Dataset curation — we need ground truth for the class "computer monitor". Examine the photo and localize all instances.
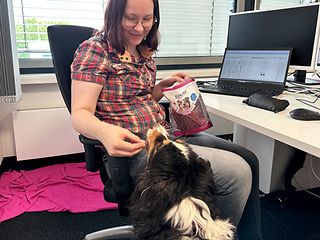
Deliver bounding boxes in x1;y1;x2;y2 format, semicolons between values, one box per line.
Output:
227;3;320;84
315;47;320;71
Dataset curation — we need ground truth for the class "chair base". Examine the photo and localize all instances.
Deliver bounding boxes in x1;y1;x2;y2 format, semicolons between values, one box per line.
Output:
83;225;135;240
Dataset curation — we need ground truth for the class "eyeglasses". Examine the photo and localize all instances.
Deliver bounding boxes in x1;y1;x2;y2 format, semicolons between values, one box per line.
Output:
122;15;157;28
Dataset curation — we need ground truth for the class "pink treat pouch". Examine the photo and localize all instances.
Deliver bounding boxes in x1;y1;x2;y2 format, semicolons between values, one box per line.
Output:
162;79;213;136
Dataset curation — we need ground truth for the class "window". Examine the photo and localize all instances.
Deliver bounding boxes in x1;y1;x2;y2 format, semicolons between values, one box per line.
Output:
12;0;235;70
158;0;234;57
13;0;107;60
257;0;316;10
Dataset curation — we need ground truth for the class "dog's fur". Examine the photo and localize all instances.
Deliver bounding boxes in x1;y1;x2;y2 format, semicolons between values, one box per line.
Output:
129;125;234;240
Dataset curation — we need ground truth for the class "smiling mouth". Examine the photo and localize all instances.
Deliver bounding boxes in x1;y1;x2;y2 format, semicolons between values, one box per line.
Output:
130;33;143;38
129;30;144;35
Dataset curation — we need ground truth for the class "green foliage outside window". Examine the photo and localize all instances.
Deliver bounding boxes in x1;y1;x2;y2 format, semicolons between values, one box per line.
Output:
16;17;70;58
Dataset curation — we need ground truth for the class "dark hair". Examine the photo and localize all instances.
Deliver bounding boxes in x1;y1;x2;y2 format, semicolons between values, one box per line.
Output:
102;0;160;54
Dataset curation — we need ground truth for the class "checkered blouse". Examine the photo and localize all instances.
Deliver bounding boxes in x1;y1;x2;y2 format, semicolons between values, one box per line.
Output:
71;34;167;135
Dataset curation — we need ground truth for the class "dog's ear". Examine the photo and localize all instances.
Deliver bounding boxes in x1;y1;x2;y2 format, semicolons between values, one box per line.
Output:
186;155;218;215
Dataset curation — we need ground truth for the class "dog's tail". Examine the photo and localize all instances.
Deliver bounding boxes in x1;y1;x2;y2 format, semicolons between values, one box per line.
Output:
165;197;235;240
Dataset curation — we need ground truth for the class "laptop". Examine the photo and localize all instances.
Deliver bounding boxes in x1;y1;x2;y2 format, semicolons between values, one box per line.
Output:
198;49;292;97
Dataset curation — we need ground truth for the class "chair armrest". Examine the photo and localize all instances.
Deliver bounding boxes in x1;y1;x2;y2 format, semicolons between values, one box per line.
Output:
79;134;103;172
79;134;101;145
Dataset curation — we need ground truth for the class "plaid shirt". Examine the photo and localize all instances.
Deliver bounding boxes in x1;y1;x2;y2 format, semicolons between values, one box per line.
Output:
71;34;166;135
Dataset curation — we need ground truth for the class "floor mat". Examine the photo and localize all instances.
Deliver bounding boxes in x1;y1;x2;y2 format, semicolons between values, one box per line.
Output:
0;162;117;222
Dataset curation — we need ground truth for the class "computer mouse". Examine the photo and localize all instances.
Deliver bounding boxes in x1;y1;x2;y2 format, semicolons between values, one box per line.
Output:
289;108;320;121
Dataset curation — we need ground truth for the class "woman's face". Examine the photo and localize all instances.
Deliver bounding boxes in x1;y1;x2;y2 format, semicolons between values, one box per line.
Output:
122;0;154;50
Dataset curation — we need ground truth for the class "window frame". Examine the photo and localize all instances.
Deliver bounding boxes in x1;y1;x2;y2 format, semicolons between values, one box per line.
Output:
17;0;252;73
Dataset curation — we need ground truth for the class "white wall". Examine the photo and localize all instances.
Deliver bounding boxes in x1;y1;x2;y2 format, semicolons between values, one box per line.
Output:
0;102;17;164
0;74;69;162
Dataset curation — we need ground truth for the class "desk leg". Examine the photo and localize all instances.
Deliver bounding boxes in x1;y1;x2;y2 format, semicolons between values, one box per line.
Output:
233;124;298;194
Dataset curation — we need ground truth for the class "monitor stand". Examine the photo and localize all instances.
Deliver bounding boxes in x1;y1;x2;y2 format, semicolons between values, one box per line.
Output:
293;70;320;85
293;70;306;83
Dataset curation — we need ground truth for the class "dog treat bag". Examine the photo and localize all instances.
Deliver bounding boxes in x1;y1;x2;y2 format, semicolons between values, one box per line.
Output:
162;79;213;136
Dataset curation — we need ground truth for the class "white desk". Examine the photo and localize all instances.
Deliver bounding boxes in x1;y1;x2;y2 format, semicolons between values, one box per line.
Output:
202;90;320;193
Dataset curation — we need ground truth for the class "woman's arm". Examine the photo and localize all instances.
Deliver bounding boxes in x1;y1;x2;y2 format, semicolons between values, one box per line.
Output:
71;80;145;157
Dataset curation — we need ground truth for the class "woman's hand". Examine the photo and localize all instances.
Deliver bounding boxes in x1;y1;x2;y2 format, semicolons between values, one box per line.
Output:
160;72;190;88
152;72;190;101
71;80;145;158
98;124;146;157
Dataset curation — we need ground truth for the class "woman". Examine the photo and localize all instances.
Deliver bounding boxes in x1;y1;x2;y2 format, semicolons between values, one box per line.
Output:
70;0;263;239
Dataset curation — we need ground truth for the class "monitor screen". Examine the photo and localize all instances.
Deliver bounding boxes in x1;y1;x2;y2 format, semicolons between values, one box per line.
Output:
220;49;291;84
227;3;320;72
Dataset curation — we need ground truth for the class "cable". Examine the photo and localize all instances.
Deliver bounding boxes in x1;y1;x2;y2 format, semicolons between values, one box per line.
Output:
297;95;320;104
292;176;320;199
310;155;320;182
286;81;320;92
285;84;320;96
292;155;320;199
285;81;320;109
296;95;320;111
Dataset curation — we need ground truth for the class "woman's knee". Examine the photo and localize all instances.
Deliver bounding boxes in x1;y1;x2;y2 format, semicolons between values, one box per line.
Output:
191;145;252;197
187;133;259;179
229;157;252;197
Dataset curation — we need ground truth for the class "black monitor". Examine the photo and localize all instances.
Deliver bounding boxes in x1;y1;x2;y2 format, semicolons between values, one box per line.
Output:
227;3;320;84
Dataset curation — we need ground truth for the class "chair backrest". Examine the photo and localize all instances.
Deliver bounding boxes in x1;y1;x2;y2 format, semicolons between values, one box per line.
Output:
47;25;132;215
47;25;103;171
47;25;96;112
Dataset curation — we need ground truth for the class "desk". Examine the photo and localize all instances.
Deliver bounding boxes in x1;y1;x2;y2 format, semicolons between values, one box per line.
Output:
202;90;320;193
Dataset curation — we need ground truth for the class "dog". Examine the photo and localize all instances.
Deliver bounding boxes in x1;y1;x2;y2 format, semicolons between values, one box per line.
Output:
129;125;234;240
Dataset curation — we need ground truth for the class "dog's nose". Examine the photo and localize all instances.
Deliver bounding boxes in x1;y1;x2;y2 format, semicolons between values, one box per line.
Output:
146;128;153;139
147;124;161;137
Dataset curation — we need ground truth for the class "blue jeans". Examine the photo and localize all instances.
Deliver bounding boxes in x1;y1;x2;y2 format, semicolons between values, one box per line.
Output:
188;144;251;226
186;132;263;240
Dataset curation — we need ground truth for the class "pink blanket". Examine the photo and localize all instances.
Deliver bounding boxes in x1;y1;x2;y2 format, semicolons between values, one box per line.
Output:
0;162;117;222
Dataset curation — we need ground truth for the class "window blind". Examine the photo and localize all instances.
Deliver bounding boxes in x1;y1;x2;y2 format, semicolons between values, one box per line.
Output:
13;0;235;61
0;0;21;103
158;0;234;57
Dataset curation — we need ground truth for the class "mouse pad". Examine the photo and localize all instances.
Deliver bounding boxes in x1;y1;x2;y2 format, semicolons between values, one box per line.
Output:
243;93;289;113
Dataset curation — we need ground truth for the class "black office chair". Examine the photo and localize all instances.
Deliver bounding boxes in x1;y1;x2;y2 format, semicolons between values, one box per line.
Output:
47;24;136;239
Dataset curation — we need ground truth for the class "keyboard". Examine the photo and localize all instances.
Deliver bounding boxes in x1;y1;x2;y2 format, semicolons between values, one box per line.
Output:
198;82;281;97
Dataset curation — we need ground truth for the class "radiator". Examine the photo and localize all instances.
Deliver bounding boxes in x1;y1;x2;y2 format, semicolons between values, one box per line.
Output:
12;108;84;160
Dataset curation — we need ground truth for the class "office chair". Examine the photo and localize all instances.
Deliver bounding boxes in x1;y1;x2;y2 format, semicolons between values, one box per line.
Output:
47;24;136;239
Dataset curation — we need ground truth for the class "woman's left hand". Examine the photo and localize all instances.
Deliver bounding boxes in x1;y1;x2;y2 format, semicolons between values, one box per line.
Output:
152;72;190;101
160;72;190;88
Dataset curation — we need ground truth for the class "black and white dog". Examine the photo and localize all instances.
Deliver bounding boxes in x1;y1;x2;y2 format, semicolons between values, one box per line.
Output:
129;125;234;240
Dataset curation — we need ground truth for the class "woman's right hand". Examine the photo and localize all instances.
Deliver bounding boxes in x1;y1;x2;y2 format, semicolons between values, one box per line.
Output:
99;124;146;157
71;80;145;158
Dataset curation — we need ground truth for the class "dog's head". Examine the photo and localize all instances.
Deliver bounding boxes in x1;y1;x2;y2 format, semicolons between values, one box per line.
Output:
145;124;215;183
145;124;202;178
146;124;190;161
